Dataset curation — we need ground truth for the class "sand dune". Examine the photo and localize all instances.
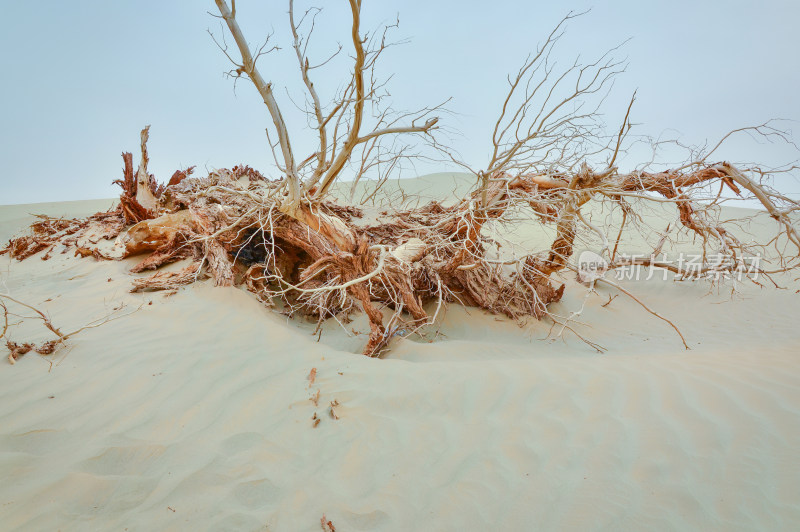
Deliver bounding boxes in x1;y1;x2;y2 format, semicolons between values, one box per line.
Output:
1;187;798;531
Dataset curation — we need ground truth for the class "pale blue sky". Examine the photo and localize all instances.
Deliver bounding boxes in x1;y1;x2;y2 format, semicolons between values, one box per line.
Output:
1;0;798;204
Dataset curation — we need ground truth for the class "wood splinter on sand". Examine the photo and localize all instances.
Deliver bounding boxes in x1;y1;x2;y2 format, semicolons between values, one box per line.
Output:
320;514;336;532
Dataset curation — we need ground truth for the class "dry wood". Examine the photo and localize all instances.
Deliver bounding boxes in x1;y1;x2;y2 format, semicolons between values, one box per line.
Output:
4;6;799;356
130;262;203;293
1;294;136;363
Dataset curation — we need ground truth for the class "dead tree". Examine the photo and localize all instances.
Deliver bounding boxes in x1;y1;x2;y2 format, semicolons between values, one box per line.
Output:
4;4;799;356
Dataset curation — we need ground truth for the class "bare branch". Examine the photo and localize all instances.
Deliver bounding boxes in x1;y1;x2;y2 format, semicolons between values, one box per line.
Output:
213;0;300;209
289;0;328;180
312;0;367;198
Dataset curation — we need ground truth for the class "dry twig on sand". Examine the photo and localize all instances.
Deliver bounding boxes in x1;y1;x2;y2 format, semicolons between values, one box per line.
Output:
1;294;138;365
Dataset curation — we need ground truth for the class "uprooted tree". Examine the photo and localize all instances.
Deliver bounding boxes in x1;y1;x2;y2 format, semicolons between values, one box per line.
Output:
3;2;800;357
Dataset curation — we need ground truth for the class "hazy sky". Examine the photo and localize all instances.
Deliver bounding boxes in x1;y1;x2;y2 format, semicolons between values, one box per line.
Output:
1;0;798;204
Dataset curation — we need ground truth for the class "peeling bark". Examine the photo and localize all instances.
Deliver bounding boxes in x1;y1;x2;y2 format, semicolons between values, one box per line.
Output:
131;262;203;293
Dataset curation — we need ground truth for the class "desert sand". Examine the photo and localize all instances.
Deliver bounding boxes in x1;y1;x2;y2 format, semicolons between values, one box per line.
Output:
1;176;799;531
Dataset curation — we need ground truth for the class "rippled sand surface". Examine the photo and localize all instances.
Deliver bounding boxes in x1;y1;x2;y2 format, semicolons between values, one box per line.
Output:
1;191;798;531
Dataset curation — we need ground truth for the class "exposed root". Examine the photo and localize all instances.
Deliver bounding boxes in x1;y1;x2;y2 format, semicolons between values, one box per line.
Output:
119;211;196;257
130;262;204;293
5;123;799;356
2;216;85;260
129;232;195;273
